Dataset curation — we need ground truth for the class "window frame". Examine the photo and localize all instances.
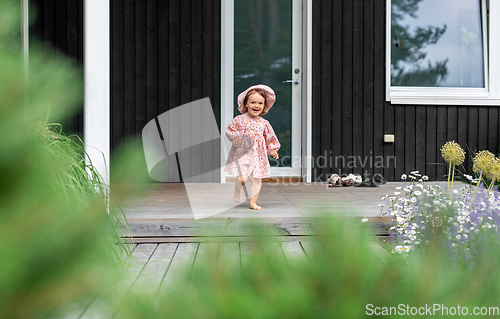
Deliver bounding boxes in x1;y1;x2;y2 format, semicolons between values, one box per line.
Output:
386;0;500;105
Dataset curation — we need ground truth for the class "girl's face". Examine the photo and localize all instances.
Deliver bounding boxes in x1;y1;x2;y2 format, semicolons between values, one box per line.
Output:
245;92;266;119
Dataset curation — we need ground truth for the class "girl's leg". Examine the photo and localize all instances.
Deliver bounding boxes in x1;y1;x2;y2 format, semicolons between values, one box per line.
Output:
249;176;262;210
234;175;248;203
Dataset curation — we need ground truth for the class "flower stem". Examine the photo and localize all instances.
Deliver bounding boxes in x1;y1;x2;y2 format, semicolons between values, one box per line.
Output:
489;179;495;192
447;163;452;197
470;171;483;210
450;164;455;201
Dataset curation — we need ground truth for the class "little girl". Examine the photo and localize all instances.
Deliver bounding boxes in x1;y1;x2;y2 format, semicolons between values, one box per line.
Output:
225;84;280;210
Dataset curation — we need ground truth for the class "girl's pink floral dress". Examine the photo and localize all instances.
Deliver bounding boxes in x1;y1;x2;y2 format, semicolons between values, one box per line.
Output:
225;113;280;178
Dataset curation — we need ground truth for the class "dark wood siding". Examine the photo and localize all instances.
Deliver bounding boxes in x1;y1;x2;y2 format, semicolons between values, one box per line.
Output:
111;0;222;182
30;0;84;136
312;0;500;181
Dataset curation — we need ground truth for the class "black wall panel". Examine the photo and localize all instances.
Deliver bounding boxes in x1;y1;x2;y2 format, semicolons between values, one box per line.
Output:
312;0;500;181
30;0;84;136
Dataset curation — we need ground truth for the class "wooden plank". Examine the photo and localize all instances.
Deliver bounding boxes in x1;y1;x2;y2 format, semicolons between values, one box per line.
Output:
168;0;181;180
218;242;241;271
373;0;385;178
191;242;219;275
351;0;364;176
311;0;322;182
362;0;375;178
341;0;354;176
135;0;148;136
478;106;489;151
240;241;286;272
415;106;426;174
123;0;136;143
43;0;55;57
331;0;343;177
202;0;217;183
157;243;198;294
457;106;469;173
157;0;169;115
394;106;405;178
280;241;307;263
111;0;124;151
129;235;320;244
146;0;159;123
404;105;416;173
320;0;332;181
425;106;437;180
189;1;203;183
367;241;391;264
447;105;458;142
127;243;177;300
180;0;192;106
299;241;321;258
488;106;499;156
436;106;448;179
212;0;221;183
79;244;157;319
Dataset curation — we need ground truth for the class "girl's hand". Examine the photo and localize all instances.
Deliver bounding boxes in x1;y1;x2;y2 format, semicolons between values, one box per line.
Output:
232;136;242;147
270;150;279;160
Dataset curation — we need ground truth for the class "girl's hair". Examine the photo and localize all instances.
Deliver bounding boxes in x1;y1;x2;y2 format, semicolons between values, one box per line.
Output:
243;88;269;115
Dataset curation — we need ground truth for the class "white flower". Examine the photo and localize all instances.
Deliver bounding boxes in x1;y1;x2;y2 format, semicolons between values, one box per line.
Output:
401;174;407;180
395;246;403;252
410;197;417;203
396;186;402;190
394;192;401;195
453;190;458;194
414;191;422;196
404;246;411;252
411;171;420;174
456;234;461;239
423;176;429;180
361;218;368;223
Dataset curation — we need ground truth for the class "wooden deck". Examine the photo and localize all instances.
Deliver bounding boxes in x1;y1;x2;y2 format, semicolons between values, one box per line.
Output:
46;181;461;318
51;181;473;318
55;238;390;319
114;181;461;240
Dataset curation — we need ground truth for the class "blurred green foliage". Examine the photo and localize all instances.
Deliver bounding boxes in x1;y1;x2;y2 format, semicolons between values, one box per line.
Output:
0;1;122;318
116;218;500;319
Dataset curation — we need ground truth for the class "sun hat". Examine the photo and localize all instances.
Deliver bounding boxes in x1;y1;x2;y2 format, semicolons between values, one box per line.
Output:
237;84;276;114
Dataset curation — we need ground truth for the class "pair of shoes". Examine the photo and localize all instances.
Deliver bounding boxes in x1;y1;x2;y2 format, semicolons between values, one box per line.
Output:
327;174;342;187
354;177;378;187
343;173;363;185
372;173;387;185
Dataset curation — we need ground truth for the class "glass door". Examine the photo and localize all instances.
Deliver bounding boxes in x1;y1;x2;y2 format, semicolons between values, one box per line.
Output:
233;0;302;177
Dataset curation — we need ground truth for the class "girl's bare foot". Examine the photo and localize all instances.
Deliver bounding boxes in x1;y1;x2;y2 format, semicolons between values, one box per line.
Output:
249;203;261;210
234;190;242;203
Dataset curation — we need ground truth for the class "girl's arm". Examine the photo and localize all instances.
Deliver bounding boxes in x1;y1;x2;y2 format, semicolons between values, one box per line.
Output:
225;117;242;142
263;122;281;154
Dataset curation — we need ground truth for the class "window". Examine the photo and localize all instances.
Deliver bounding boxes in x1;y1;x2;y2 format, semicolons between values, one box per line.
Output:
386;0;500;105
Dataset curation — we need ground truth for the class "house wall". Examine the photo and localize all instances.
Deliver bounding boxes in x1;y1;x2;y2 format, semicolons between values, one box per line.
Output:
110;0;222;182
311;0;500;181
30;0;84;136
31;0;499;182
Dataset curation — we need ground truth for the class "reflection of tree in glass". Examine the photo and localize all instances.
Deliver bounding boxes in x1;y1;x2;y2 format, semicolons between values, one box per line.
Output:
234;0;293;167
391;0;448;86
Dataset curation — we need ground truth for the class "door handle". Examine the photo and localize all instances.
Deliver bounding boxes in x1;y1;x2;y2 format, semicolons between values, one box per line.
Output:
282;79;300;85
